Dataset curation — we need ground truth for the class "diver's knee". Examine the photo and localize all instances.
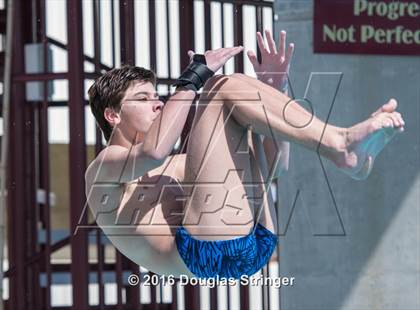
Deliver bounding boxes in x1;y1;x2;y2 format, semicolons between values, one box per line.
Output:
201;74;230;102
202;74;228;90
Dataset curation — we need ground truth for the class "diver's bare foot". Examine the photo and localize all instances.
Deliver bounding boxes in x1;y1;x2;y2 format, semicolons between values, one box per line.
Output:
334;99;405;180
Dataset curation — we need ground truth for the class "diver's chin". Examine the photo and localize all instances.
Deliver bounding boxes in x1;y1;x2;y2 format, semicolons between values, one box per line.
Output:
133;131;146;143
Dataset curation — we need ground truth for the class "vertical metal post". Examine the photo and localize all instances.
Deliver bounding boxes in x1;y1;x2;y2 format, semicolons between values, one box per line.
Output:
127;264;141;310
38;0;52;308
184;285;200;310
39;94;52;310
210;287;218;309
149;272;158;310
165;0;172;78
95;218;105;310
119;2;141;308
179;0;195;62
113;3;125;310
119;0;135;65
149;0;157;71
31;3;46;310
204;0;211;51
220;3;225;74
110;0;116;69
93;0;102;71
6;0;33;308
0;0;10;306
27;103;41;310
256;4;263;64
240;284;249;310
179;0;196;150
92;1;105;308
262;266;270;310
67;0;89;309
233;2;244;72
171;282;178;310
116;251;123;310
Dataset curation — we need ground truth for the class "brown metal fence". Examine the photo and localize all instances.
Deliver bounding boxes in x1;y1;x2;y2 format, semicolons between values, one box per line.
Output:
1;0;279;309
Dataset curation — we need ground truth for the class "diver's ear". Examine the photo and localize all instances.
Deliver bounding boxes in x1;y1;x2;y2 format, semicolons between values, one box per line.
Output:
104;107;121;127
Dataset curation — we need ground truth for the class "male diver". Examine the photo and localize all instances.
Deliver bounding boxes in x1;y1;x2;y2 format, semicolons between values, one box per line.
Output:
85;30;405;279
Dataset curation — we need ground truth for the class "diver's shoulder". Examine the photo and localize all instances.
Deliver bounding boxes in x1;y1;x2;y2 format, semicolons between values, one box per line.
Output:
84;146;122;185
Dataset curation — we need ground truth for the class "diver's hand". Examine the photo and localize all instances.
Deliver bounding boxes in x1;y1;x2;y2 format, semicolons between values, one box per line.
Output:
187;46;244;73
247;29;294;90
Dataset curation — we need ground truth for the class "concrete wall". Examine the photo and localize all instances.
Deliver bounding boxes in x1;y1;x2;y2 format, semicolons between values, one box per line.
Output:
273;1;420;309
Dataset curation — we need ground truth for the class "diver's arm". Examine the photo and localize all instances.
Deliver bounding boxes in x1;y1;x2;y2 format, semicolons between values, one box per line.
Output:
142;87;195;160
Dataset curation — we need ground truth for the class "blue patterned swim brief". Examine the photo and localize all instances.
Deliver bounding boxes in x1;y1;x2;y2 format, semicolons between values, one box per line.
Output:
175;223;278;279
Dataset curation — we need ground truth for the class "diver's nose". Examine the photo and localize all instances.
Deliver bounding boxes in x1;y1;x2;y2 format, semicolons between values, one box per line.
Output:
154;101;164;112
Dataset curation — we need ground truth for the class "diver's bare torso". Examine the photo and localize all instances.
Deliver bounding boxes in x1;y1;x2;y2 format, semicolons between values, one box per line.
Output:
85;150;194;277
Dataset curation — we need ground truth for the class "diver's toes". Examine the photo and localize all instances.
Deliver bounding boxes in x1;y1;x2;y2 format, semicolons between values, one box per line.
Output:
390;113;401;127
396;113;405;126
383;119;393;128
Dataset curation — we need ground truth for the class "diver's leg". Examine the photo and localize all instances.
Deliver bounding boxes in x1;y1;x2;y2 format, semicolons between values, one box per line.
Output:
181;76;258;240
203;74;404;180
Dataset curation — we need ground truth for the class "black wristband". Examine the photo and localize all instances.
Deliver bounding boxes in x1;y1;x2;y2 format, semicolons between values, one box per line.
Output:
172;54;214;92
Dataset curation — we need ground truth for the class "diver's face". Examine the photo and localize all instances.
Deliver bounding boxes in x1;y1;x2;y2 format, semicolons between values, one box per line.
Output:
117;81;164;140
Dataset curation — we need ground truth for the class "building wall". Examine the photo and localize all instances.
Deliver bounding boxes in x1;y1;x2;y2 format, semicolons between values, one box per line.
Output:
273;1;420;310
